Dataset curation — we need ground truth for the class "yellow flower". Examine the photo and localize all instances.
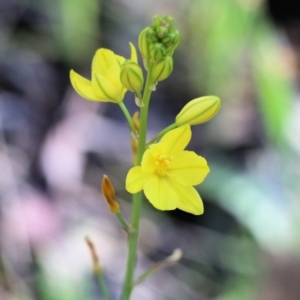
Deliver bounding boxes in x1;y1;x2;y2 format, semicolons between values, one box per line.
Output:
126;125;210;215
70;43;137;103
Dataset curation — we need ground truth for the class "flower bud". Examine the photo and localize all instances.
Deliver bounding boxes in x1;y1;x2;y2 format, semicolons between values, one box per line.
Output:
162;30;180;46
131;136;138;165
101;175;120;213
175;96;221;126
156;26;169;39
150;56;173;82
85;236;102;275
152;15;164;28
132;111;140;133
138;27;151;59
163;16;174;29
150;43;166;60
152;15;174;31
147;27;158;43
120;60;144;93
164;30;180;55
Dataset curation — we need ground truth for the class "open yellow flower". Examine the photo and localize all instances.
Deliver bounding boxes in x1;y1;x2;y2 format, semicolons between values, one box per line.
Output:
126;125;210;215
70;43;137;103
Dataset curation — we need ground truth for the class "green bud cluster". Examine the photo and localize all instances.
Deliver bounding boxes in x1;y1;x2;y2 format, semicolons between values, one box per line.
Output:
138;15;179;82
138;15;180;61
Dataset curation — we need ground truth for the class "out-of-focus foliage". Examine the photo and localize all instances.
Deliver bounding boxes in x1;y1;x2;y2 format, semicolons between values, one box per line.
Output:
188;0;293;144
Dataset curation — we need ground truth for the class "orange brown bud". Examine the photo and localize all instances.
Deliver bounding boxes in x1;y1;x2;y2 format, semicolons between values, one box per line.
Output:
132;111;140;133
101;175;120;213
131;136;138;165
85;236;102;275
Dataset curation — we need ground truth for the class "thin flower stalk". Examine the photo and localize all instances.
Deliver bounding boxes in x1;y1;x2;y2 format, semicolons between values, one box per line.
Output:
85;236;110;300
121;68;154;300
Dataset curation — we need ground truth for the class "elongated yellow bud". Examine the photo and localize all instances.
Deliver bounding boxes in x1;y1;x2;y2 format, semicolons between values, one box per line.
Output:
138;27;151;60
175;96;221;126
150;56;173;82
101;175;120;213
120;60;144;93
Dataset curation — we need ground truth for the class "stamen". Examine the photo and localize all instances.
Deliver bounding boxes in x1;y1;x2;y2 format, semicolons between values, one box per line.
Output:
155;154;173;177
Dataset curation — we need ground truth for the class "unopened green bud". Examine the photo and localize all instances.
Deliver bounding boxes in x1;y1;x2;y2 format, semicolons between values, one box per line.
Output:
165;30;180;55
120;60;144;93
153;15;174;31
175;96;221;126
151;56;173;82
152;15;163;28
148;34;158;43
163;16;174;29
162;30;180;46
150;43;166;60
156;26;169;39
138;27;151;59
146;27;158;43
140;15;179;61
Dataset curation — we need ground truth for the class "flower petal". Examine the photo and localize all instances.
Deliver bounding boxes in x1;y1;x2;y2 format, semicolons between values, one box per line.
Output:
160;125;191;155
126;167;152;194
114;54;126;67
105;65;125;91
129;42;137;63
70;70;99;101
92;49;115;75
144;177;178;211
141;144;165;172
167;181;204;215
92;72;124;103
168;151;210;186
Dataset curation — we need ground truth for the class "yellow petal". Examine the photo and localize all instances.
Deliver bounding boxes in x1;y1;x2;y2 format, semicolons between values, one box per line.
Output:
70;70;98;101
106;64;125;90
168;151;210;186
168;181;204;215
126;167;152;193
144;177;178;211
160;125;191;155
141;144;164;172
92;72;124;103
129;42;138;63
114;54;126;67
92;49;115;75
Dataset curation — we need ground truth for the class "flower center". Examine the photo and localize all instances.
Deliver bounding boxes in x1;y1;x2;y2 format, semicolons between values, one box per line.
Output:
155;154;173;177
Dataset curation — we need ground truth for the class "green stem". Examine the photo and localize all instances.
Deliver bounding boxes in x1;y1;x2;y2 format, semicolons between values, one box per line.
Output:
115;212;131;232
118;102;136;134
134;265;157;286
147;123;177;146
121;70;153;300
136;91;143;101
95;272;110;300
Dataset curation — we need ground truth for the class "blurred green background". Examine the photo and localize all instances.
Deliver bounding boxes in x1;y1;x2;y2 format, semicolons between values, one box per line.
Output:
0;0;300;299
